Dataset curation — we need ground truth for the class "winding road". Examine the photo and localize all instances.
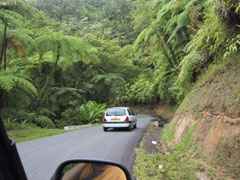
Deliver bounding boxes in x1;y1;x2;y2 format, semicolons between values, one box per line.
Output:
17;115;152;180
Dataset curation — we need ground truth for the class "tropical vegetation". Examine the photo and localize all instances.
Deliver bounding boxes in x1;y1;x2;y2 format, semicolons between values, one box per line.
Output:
1;0;240;130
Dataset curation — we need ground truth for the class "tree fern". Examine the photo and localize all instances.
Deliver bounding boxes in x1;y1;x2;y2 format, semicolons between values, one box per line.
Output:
35;32;98;65
0;9;24;27
177;4;227;87
176;51;202;88
7;29;34;55
0;0;36;17
93;73;125;85
0;6;35;70
50;87;85;99
0;71;37;96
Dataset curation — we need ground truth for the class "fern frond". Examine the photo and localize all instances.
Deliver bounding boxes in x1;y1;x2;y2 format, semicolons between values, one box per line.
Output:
0;9;24;26
177;51;202;87
50;87;85;98
93;73;125;85
35;32;98;65
0;71;37;96
7;29;34;56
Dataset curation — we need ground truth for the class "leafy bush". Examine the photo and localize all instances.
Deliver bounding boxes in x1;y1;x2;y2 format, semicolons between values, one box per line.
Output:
174;3;230;101
60;108;80;127
33;115;55;129
216;0;240;29
3;111;37;125
123;75;155;104
60;101;106;126
4;118;37;131
78;101;106;124
3;111;55;129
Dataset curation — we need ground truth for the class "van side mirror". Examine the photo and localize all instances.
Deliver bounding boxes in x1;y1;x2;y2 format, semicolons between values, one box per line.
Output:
52;159;132;180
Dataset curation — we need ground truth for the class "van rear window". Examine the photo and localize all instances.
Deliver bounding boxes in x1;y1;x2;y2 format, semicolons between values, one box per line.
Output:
106;109;126;116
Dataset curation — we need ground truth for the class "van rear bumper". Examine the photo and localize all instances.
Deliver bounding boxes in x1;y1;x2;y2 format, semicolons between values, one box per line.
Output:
103;122;131;128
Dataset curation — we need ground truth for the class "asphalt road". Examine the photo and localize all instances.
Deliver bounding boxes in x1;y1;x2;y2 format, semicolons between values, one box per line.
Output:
17;115;152;180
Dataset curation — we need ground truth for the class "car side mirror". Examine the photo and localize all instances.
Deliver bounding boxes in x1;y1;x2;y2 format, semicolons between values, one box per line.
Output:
52;159;132;180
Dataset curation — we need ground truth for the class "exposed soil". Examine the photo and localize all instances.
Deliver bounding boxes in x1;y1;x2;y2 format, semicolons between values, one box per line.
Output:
178;58;240;118
215;134;240;179
171;59;240;179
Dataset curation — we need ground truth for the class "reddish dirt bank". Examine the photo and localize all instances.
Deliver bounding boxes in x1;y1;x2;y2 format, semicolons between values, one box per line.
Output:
170;59;240;179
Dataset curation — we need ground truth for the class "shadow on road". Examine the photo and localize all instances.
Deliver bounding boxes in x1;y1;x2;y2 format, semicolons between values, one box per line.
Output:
104;128;141;133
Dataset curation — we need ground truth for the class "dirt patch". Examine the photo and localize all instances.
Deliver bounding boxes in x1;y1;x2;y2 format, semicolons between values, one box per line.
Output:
141;123;167;154
215;135;240;178
201;114;225;155
197;113;240;156
173;113;195;144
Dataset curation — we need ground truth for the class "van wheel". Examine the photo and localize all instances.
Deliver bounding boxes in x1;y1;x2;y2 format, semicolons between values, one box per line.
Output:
103;127;108;132
134;123;137;129
128;125;133;131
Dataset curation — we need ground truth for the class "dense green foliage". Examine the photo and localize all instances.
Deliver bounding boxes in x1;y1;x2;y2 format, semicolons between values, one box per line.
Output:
1;0;240;128
126;0;240;104
0;0;137;128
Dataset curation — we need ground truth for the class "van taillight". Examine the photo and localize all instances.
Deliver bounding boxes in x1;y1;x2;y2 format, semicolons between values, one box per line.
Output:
125;116;129;122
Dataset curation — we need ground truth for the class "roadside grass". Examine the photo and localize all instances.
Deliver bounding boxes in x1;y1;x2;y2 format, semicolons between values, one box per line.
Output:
161;122;176;143
8;128;64;143
134;124;200;180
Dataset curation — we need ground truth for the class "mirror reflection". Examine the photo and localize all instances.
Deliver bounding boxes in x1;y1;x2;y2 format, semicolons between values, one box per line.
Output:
61;162;127;180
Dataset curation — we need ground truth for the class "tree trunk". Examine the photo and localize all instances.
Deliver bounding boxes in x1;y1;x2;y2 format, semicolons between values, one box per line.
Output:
39;44;61;104
55;44;61;70
0;21;7;70
53;44;61;81
0;90;6;117
3;40;7;71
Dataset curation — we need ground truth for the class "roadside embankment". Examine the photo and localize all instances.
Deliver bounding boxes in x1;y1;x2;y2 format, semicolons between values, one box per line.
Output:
164;59;240;179
134;59;240;179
